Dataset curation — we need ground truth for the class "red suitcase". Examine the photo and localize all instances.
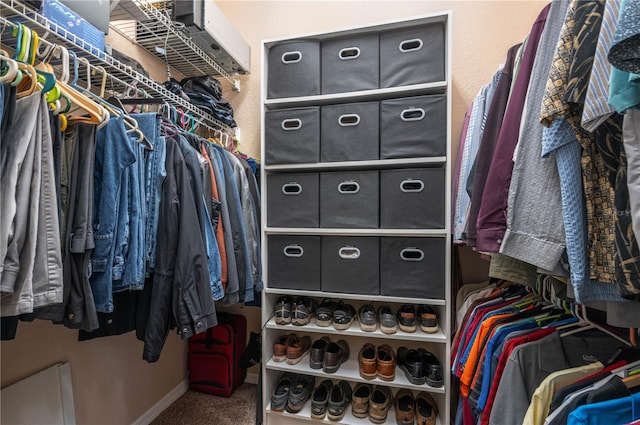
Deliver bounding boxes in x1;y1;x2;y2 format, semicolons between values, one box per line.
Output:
188;312;247;396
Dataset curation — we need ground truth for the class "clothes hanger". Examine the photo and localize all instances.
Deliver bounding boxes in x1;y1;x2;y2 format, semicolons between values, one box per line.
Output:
0;52;19;83
560;304;632;347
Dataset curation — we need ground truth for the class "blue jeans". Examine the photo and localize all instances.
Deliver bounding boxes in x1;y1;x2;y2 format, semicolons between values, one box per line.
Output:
202;196;223;300
91;116;136;313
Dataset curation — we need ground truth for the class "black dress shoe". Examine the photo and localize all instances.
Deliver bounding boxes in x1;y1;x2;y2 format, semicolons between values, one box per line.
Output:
419;348;444;388
397;346;425;385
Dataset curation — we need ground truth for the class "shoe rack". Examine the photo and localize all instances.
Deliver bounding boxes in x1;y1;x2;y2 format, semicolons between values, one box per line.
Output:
261;12;452;425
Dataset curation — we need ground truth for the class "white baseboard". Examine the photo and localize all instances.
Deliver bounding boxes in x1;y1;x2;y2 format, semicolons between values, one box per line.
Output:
131;379;189;425
245;371;259;385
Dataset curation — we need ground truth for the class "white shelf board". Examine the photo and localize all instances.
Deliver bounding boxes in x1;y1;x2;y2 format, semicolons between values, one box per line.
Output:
263;289;446;306
264;157;447;172
266;358;446;395
263;228;448;237
265;318;446;344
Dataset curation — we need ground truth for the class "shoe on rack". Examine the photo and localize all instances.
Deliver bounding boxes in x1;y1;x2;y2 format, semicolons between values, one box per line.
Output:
418;305;439;333
397;346;425;385
358;303;377;332
351;383;372;419
378;305;398;334
395;389;415;425
358;343;377;380
286;335;312;365
274;296;293;325
397;304;417;333
333;301;356;330
286;374;315;413
273;333;295;362
315;298;335;327
310;379;333;419
376;344;396;381
368;385;392;424
292;297;316;326
309;336;331;370
419;349;444;388
323;339;349;374
415;391;438;425
270;372;298;412
327;380;352;421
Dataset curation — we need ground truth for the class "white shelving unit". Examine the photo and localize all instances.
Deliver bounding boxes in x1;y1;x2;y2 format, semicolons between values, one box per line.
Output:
261;12;452;425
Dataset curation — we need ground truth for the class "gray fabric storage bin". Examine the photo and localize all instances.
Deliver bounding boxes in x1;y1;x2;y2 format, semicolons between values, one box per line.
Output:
268;235;321;291
320;101;379;162
267;39;321;98
380;23;445;88
320;170;379;228
321;33;379;94
380;95;446;159
321;236;379;295
265;107;320;165
267;173;319;228
380;237;445;299
380;168;445;229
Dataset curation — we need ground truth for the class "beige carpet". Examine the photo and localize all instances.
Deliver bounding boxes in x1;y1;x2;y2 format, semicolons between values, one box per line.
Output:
151;383;258;425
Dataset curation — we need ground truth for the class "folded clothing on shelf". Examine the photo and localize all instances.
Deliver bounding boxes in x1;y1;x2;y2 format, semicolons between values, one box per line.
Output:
181;75;237;127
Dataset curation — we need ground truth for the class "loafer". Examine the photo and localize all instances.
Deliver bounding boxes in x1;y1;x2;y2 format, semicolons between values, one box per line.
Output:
418;305;438;333
397;304;417;333
327;380;352;421
286;374;315;413
323;339;349;374
378;305;397;334
351;383;372;419
358;303;377;332
292;297;316;326
368;385;392;424
315;298;335;327
376;344;396;381
271;372;297;412
332;301;355;330
395;389;415;425
415;391;438;425
286;335;312;365
310;379;333;419
397;346;425;385
274;296;293;325
358;343;377;380
273;333;295;362
419;349;444;388
309;336;331;369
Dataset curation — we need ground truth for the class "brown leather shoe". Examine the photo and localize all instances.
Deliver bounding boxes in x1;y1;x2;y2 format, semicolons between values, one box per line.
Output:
368;385;392;424
376;344;396;381
415;391;438;425
273;333;295;362
286;335;312;365
395;389;415;425
309;336;331;369
358;343;377;380
323;339;349;374
351;383;372;419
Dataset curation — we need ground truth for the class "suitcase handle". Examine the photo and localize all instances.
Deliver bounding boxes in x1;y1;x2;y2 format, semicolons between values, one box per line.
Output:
399;38;424;52
338;113;360;127
400;179;425;193
339;47;361;60
281;51;302;64
339;246;361;260
400;248;425;262
338;181;360;194
281;118;302;130
401;108;425;122
284;245;304;257
282;183;302;195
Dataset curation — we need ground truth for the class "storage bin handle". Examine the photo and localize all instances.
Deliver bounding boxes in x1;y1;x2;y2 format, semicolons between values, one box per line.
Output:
283;245;304;258
399;38;423;52
400;179;424;193
281;51;302;64
281;118;302;130
338;181;360;194
338;114;361;127
401;108;425;122
282;183;302;195
339;47;361;60
339;246;361;260
400;248;424;262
